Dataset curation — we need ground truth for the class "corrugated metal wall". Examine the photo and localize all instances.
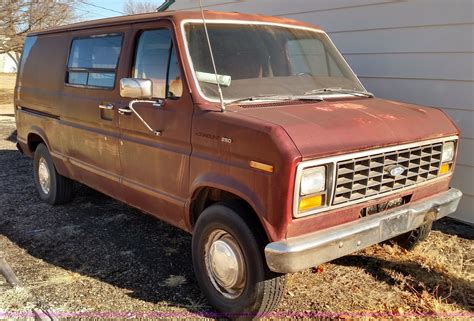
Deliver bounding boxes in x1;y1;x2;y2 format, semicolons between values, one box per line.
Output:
172;0;474;223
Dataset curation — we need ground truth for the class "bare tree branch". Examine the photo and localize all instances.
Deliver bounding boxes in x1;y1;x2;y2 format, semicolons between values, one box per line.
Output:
123;0;158;15
0;0;77;67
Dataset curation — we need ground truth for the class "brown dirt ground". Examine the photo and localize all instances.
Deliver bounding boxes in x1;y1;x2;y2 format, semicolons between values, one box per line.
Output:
0;73;473;319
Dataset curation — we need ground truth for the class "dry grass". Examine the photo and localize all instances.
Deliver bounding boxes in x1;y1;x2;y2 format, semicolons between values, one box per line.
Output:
0;72;473;319
0;73;16;106
280;224;473;317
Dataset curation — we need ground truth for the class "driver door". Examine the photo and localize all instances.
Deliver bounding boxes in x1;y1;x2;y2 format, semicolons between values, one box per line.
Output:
118;22;193;228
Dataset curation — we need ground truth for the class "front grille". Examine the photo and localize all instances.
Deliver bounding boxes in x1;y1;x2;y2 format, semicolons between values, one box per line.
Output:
333;142;444;205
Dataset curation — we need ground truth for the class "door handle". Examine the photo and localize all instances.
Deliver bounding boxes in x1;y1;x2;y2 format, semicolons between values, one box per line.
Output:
118;107;133;115
99;103;114;110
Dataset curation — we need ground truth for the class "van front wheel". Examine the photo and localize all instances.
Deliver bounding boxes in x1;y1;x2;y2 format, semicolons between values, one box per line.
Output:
192;201;286;318
33;143;73;205
393;221;433;250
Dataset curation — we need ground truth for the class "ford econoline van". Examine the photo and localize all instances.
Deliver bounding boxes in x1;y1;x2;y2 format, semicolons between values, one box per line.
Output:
15;10;462;316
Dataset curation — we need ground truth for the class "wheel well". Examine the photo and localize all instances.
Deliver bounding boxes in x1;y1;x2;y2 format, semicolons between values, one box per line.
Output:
190;187;268;242
27;133;45;153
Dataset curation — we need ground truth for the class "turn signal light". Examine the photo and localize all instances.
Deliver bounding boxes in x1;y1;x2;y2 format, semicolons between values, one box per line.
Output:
250;161;274;173
299;195;324;212
439;163;451;175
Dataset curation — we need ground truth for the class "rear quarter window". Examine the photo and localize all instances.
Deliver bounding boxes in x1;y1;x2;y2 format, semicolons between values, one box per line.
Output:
18;36;38;78
66;34;123;89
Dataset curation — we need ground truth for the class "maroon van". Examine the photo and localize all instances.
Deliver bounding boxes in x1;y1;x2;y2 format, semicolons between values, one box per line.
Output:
15;10;462;316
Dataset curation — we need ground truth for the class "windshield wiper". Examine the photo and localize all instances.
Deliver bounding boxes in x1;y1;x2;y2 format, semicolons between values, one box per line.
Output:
304;88;374;98
227;94;324;106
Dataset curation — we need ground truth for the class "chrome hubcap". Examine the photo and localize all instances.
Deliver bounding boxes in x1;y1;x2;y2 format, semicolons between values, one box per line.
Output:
205;230;246;299
38;158;51;194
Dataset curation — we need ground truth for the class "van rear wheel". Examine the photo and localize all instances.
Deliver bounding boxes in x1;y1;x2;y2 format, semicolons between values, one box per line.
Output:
33;143;73;205
192;201;286;318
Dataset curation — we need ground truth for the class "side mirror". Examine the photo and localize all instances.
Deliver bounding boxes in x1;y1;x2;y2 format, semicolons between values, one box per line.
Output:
120;78;153;99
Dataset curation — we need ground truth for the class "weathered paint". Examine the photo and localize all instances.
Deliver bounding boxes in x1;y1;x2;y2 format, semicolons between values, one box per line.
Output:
15;11;459;243
232;97;459;160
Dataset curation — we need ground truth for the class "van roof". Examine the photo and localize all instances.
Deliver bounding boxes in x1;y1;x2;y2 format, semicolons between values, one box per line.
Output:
28;10;322;36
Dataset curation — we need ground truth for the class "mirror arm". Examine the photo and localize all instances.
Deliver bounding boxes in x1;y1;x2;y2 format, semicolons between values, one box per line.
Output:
127;100;162;136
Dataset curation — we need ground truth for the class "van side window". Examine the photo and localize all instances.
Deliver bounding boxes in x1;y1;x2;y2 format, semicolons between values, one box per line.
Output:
66;34;123;88
133;29;182;99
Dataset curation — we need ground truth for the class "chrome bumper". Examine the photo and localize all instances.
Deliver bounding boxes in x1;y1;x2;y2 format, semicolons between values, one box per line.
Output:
265;188;462;273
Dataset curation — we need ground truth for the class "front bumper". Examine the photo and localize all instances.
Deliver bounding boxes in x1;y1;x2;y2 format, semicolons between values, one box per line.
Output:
265;188;462;273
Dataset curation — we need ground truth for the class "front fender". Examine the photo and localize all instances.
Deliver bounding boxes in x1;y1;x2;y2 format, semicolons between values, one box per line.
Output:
186;173;268;232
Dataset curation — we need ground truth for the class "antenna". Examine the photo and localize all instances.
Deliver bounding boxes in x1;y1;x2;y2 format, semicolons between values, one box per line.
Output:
157;0;175;12
199;0;226;112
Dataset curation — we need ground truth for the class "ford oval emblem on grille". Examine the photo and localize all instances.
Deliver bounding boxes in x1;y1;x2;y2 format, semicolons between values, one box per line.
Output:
387;165;406;177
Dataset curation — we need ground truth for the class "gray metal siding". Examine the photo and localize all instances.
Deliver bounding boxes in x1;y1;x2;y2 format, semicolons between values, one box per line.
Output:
172;0;474;223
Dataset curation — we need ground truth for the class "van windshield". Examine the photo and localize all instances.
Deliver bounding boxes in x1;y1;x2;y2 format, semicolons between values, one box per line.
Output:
184;22;366;102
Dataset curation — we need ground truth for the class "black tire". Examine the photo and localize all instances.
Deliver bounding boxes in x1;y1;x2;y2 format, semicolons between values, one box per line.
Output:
33;143;73;205
393;221;433;250
192;201;286;319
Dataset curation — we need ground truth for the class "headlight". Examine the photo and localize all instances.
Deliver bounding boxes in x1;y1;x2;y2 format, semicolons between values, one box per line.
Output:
442;142;455;163
440;141;456;175
300;166;326;196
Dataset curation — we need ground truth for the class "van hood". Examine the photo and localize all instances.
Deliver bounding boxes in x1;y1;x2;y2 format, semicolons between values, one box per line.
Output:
233;98;458;159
